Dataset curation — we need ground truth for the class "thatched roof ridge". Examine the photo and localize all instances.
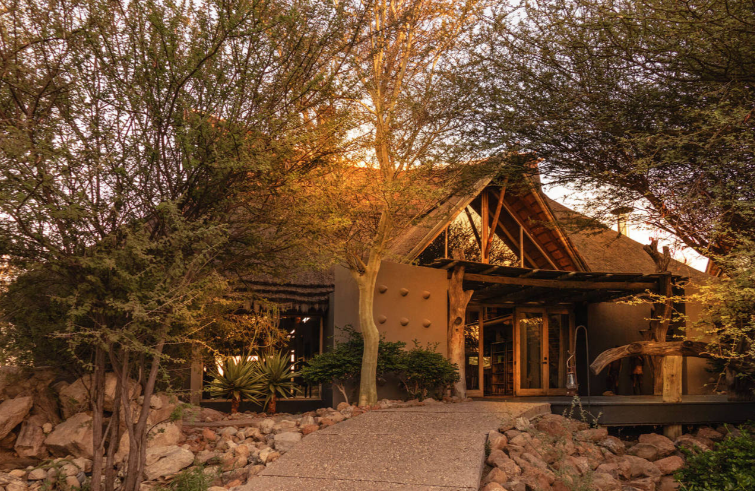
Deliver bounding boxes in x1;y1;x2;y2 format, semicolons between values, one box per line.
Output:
545;198;711;285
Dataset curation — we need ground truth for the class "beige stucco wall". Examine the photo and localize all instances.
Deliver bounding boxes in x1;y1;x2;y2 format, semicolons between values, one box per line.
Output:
330;261;449;403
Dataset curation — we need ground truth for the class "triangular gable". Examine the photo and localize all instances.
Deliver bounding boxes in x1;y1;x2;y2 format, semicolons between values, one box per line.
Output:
393;176;589;271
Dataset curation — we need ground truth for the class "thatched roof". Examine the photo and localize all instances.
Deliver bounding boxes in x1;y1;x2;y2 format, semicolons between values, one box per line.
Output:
545;198;711;284
235;269;334;313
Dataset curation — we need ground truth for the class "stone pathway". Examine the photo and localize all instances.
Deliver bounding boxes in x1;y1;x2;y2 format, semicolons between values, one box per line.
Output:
239;401;549;491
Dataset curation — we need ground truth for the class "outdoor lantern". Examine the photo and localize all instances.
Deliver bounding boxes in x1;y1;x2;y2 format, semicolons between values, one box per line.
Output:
566;351;578;396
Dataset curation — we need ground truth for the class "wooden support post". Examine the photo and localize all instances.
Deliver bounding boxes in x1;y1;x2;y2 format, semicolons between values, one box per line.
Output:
481;191;489;264
663;355;683;439
519;225;524;267
448;251;474;399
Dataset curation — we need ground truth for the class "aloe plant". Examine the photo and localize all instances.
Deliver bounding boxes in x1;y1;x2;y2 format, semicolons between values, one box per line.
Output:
255;350;300;414
206;356;263;413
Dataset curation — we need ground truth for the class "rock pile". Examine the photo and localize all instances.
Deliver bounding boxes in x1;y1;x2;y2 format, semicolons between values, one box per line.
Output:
480;414;745;491
0;372;442;491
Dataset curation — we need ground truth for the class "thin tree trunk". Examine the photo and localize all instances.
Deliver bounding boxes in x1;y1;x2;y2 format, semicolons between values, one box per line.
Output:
355;257;381;407
91;345;107;491
104;356;121;491
268;394;277;415
230;395;240;414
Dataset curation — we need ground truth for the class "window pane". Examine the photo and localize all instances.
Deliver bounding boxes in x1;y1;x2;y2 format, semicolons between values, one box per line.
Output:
519;313;543;389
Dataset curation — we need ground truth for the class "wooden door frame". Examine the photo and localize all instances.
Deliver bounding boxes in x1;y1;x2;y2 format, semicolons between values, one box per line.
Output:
466;306;484;398
513;306;575;396
514;307;548;395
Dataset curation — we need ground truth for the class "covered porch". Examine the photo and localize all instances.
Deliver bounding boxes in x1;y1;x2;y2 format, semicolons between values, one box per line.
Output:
430;258;679;399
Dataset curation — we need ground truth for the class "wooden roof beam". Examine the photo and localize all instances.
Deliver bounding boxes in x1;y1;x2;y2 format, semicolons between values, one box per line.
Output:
463;273;658;291
489;189;559;270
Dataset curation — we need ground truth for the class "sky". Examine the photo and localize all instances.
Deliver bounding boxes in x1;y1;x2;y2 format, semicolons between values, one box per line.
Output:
541;181;709;272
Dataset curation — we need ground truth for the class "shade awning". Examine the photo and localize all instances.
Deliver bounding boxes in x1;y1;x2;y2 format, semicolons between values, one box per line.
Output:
428;259;681;305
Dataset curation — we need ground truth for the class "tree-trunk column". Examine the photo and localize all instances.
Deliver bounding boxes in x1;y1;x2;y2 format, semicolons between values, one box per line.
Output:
448;257;473;399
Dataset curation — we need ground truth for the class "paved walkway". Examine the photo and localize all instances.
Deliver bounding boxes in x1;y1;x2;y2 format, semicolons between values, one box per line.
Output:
240;401;549;491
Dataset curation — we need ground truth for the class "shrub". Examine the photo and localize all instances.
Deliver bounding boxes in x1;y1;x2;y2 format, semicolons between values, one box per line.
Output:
160;466;213;491
676;427;755;490
206;356;262;413
254;350;300;414
300;326;404;404
396;341;459;400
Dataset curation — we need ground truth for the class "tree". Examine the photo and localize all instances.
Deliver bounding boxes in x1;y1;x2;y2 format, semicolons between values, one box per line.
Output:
0;0;356;489
305;0;491;406
300;326;405;404
474;0;755;263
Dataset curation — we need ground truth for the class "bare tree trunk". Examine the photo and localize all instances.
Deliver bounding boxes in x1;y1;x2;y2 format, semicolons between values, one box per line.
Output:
448;252;473;398
113;336;166;491
91;345;107;491
355;257;381;406
104;359;121;491
268;394;277;415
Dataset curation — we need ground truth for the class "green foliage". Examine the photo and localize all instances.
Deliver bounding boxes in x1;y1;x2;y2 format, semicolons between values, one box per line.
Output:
160;466;213;491
299;326;405;404
676;428;755;490
206;357;263;409
254;350;300;412
396;341;460;401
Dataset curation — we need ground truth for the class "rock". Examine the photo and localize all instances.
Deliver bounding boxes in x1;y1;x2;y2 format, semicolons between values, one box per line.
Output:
196;450;219;464
488;431;508;451
535;419;570;439
273;432;302;453
626;477;658;491
508;433;532;447
481;483;505;491
482;468;508;486
336;402;350;411
639;433;676;458
202;428;218;441
258;447;279;464
247;464;265;477
591;472;621;491
58;373;140;419
9;470;27;479
300;415;316;427
621;455;662;479
209;487;226;491
514;417;530;431
64;476;80;489
675;434;711;453
6;481;28;491
259;419;275;435
71;458;92;473
221;453;247;471
59;464;79;477
629;442;661;461
0;396;33;440
28;469;48;481
218;427;237;437
301;424;319;436
654;455;684;475
44;413;94;459
696;427;724;442
149;422;182;447
144;446;194;480
15;418;47;459
575;427;608;442
0;432;17;449
658;475;680;490
598;435;626;455
272;421;297;434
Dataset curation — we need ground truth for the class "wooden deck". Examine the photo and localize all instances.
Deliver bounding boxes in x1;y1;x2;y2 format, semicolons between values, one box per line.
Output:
477;395;755;426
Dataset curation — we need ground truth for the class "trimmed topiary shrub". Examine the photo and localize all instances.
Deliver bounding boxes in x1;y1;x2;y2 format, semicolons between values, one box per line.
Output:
676;427;755;490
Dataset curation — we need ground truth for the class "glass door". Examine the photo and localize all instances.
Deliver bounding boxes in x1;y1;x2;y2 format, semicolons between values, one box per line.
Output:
515;308;574;396
515;309;547;395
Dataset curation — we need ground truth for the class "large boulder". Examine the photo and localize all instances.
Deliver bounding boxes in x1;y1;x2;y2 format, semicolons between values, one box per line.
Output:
0;396;33;440
14;415;48;459
115;422;182;462
58;373;141;419
638;433;676;458
144;446;194;480
44;412;94;459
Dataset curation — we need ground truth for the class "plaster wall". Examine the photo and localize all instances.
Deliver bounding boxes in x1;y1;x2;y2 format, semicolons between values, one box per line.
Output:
329;261;449;404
